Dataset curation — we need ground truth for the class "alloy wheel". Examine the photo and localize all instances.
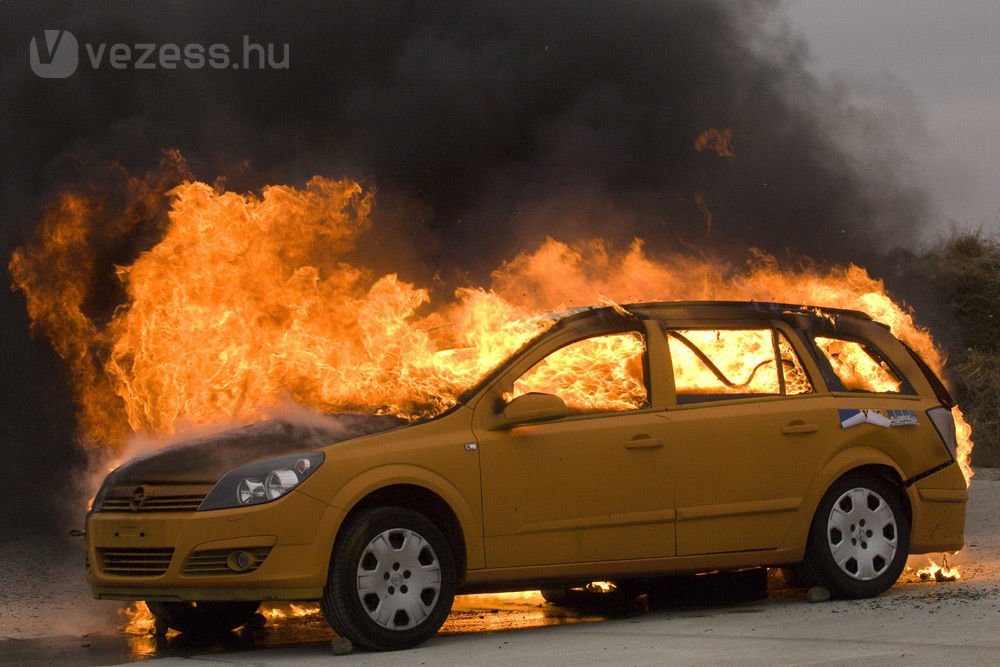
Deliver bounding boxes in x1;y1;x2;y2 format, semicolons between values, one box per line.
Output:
826;487;898;581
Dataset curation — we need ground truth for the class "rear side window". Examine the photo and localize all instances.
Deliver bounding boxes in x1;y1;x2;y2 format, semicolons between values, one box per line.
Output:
813;336;908;394
667;329;814;403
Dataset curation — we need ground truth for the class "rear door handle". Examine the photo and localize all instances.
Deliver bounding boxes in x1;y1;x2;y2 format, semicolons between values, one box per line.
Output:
625;436;664;449
782;422;819;435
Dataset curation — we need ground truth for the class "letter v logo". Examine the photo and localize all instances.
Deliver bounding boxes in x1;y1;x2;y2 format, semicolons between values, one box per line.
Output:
29;29;79;78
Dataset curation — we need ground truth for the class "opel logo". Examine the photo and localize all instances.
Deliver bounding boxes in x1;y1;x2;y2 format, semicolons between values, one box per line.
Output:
129;486;147;511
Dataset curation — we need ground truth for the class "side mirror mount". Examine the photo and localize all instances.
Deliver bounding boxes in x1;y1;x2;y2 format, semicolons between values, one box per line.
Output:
497;392;568;429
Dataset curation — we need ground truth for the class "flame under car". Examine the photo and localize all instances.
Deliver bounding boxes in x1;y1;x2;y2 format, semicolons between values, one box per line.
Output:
86;301;967;650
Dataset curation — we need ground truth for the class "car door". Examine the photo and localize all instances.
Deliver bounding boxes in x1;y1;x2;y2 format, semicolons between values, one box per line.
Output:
662;322;835;556
472;320;676;569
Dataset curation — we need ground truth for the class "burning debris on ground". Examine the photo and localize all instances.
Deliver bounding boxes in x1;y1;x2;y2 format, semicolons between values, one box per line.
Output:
915;556;962;583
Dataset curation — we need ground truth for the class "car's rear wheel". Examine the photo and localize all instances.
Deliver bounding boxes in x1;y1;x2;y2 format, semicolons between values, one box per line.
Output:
800;473;909;598
145;600;260;635
321;507;457;651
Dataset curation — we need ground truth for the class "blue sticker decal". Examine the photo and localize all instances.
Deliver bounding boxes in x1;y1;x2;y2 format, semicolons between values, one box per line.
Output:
886;409;919;427
839;408;864;428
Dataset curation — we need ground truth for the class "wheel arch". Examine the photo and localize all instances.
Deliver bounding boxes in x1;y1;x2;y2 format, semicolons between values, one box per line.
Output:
312;465;482;593
781;448;911;555
338;484;469;584
824;463;912;525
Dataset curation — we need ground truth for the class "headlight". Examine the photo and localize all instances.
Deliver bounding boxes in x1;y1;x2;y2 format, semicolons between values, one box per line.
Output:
198;452;324;511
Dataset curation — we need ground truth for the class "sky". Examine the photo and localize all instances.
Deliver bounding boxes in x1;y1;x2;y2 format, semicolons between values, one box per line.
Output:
787;0;1000;234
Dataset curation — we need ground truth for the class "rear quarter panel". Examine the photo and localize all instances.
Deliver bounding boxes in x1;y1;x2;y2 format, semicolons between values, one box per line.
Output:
779;393;960;554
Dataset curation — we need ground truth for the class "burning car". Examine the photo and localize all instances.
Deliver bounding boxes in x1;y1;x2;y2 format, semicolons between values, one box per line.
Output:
86;301;967;650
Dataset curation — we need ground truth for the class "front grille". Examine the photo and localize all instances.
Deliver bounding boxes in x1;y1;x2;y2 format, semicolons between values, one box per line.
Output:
100;484;211;513
101;495;205;512
98;547;174;576
183;546;272;576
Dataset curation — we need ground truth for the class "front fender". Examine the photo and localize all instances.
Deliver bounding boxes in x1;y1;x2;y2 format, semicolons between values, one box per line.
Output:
310;464;485;577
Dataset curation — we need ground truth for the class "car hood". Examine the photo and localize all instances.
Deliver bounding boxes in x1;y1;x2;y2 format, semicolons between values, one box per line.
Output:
104;414;406;486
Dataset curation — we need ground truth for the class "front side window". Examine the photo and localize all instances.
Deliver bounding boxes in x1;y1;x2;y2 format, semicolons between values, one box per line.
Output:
510;332;648;413
813;336;905;393
668;328;814;403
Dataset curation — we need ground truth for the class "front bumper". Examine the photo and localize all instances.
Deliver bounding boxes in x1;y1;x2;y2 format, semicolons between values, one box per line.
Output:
86;489;340;601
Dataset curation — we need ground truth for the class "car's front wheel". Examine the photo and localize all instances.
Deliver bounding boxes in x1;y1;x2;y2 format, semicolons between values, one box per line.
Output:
800;473;910;598
321;507;457;651
145;600;260;635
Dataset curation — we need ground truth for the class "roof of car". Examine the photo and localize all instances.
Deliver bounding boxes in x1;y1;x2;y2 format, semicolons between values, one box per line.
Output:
627;300;873;320
553;300;875;325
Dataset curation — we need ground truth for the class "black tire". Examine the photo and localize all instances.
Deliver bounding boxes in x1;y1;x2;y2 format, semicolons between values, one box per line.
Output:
799;473;910;599
145;600;260;635
321;507;457;651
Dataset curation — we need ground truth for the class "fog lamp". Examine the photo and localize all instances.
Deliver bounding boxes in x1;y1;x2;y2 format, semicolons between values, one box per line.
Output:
227;550;255;572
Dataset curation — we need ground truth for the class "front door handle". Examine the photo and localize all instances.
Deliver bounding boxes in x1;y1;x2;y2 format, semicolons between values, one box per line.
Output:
625;436;664;449
782;421;819;435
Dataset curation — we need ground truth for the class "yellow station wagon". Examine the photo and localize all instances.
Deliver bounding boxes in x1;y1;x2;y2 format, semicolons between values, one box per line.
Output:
86;301;967;650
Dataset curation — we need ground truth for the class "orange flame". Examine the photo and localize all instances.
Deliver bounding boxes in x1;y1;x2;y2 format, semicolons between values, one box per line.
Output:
510;331;647;413
119;601;158;635
259;602;320;620
9;172;973;483
695;128;736;158
121;601;318;635
916;555;961;582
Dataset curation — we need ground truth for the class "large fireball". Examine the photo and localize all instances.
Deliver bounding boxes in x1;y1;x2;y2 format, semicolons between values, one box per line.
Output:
9;170;973;482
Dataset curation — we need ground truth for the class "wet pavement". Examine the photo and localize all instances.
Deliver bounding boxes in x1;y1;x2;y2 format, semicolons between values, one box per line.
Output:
3;570;993;667
0;591;617;666
0;574;766;665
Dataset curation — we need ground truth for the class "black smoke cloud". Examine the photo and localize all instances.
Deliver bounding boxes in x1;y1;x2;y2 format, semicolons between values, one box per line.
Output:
0;1;928;533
